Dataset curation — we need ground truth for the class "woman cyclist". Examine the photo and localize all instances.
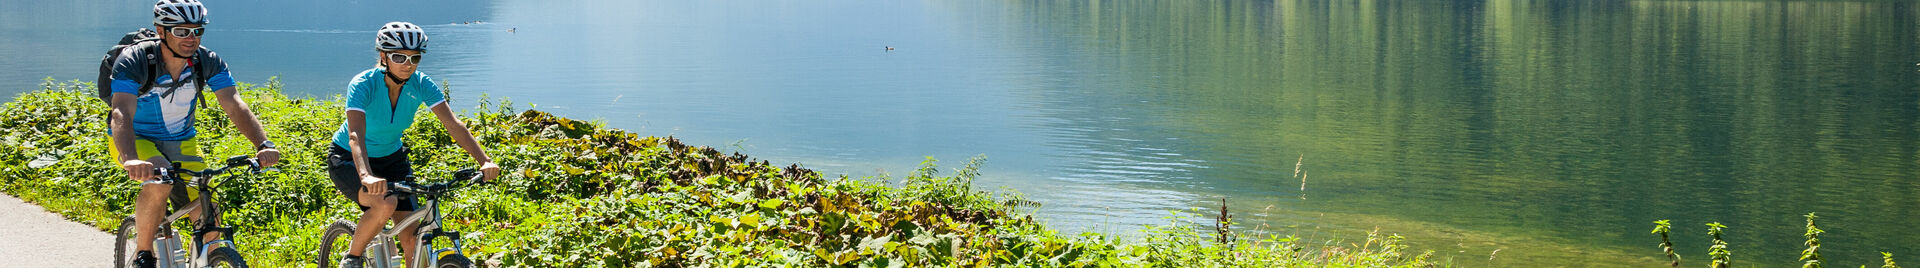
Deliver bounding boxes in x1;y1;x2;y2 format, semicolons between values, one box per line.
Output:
327;22;500;268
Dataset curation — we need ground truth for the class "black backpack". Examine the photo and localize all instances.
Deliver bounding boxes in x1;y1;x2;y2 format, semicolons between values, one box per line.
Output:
95;28;214;108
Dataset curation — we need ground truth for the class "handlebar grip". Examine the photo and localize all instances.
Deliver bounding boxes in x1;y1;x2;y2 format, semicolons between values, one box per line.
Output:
224;155;252;168
390;181;418;194
454;168;486;185
142;167;175;185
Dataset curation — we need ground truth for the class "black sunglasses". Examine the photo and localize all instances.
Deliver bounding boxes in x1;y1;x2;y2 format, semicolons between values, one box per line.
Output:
386;53;423;65
166;26;205;38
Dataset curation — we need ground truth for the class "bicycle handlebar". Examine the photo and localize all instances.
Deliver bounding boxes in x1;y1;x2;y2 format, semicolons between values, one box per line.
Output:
388;168;488;197
141;155;266;185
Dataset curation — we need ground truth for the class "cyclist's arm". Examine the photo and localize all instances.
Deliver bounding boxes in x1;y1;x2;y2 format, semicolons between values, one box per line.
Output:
204;56;278;165
429;102;490;164
108;52;153;181
203;62;260;144
344;72;377;179
110;94;153;181
212;88;271;148
107;49;145;166
109;93;141;163
346;110;374;178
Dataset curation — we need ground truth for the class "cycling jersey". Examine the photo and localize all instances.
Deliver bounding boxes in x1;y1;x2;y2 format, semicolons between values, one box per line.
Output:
330;67;446;158
107;48;236;141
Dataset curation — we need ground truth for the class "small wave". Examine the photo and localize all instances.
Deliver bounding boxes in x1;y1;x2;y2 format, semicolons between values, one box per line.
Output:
227;29;368;34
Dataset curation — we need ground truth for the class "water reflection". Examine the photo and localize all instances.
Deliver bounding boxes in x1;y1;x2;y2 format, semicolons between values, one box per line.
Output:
982;0;1920;266
4;0;1919;266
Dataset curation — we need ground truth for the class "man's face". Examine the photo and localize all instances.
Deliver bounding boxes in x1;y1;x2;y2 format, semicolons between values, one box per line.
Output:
161;23;203;55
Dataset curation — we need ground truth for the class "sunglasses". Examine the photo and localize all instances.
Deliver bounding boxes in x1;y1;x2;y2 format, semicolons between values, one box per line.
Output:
166;27;205;38
386;53;423;65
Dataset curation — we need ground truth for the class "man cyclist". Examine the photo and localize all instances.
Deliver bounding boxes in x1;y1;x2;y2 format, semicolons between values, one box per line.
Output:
328;22;501;268
110;0;282;267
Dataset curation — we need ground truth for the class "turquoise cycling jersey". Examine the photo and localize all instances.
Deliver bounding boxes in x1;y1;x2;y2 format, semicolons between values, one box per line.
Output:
331;68;446;158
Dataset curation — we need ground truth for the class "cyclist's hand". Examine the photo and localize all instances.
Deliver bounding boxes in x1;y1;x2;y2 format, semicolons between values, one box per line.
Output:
256;148;281;168
122;159;155;182
360;175;387;195
479;161;501;182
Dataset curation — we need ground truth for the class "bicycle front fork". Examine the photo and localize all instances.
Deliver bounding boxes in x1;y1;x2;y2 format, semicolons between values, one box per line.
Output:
150;234;238;268
366;231;465;267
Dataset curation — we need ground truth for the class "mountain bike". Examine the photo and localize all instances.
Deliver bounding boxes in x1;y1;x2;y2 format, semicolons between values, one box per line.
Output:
315;168;487;268
112;155;266;268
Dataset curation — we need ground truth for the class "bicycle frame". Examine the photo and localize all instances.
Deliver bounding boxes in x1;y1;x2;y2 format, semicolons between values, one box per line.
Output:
143;178;238;265
362;175;478;268
124;155;261;268
364;199;464;267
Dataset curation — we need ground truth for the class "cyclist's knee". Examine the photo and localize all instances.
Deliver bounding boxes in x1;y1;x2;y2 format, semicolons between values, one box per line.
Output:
365;196;400;212
137;184;171;200
380;196;399;207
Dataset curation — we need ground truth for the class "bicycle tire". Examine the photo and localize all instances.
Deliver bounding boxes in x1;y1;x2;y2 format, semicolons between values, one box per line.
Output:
205;246;249;268
437;254;474;268
113;216;137;268
315;220;358;268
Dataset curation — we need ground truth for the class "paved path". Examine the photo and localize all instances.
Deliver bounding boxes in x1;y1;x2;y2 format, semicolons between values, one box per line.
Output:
0;193;113;267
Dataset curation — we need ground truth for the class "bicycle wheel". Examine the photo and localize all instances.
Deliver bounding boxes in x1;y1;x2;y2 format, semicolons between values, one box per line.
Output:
113;216;137;268
205;247;249;268
315;220;358;268
436;254;473;268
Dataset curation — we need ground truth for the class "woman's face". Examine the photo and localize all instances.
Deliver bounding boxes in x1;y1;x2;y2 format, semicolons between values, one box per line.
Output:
380;50;422;79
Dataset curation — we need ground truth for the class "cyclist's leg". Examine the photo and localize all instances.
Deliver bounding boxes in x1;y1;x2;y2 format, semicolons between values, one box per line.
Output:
392;208;418;267
153;139;218;245
349;192;398;256
380;147;419;267
328;145;400;256
114;138;173;253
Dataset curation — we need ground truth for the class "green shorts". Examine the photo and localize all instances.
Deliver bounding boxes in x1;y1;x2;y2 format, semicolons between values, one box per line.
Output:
105;138;207;172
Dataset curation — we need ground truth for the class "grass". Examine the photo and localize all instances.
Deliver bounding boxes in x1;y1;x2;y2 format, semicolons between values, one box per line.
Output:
0;78;1442;267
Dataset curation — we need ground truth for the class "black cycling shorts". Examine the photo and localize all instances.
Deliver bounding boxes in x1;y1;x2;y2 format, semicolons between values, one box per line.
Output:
327;144;417;212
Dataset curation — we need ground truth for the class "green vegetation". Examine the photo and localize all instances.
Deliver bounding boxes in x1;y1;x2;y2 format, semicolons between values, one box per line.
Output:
1802;213;1823;268
1652;220;1679;267
1652;215;1902;268
1706;222;1732;268
1;79;1441;267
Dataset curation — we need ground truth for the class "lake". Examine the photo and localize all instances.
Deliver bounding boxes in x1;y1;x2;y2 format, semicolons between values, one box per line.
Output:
4;0;1917;266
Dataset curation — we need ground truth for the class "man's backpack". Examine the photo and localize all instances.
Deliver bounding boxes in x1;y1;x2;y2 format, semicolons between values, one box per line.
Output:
95;28;214;108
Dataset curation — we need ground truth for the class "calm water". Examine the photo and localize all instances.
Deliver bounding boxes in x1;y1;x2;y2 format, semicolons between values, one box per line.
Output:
6;0;1919;266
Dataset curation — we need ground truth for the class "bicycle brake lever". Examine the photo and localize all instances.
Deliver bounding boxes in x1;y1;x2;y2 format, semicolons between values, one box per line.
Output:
250;159;279;174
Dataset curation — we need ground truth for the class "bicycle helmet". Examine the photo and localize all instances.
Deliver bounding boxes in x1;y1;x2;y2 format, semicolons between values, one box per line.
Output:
375;22;428;52
153;0;208;26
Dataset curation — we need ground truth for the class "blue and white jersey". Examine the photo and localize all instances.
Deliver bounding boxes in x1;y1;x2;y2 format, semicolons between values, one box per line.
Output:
108;51;236;141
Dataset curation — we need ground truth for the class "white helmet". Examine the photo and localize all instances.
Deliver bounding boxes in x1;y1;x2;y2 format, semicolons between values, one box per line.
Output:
375;22;428;52
153;0;208;26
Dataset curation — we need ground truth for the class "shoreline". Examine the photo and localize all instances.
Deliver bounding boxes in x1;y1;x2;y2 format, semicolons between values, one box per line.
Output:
0;79;1469;266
